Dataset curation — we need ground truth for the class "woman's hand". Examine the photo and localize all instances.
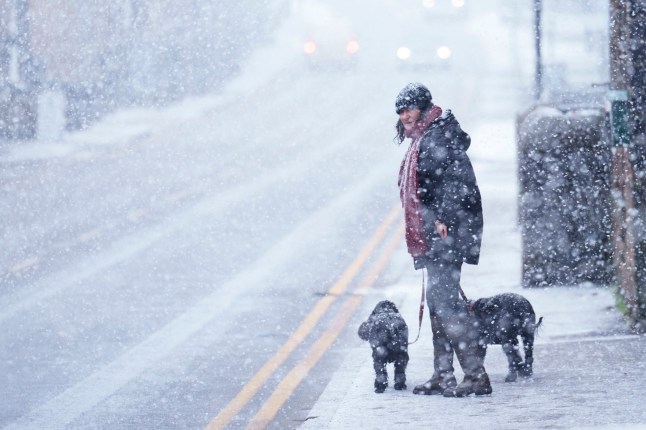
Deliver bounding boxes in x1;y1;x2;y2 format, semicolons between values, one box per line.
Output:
435;221;448;240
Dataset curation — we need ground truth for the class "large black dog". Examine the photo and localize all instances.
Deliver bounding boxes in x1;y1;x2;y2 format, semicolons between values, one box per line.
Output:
471;293;543;382
358;300;409;393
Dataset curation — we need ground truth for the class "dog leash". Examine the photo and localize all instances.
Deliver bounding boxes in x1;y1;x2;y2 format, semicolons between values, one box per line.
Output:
408;269;426;345
459;285;474;312
408;271;476;345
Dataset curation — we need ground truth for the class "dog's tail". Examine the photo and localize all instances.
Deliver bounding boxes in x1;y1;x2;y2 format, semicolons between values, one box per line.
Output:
521;315;543;337
532;316;543;336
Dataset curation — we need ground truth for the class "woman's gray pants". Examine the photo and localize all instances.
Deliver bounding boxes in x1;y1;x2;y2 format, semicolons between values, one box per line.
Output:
425;253;486;380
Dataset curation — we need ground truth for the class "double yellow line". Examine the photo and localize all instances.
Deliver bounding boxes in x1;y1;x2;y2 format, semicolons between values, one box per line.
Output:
207;205;403;430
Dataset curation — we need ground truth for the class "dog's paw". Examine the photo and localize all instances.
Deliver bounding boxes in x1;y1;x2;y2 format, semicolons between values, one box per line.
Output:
374;379;388;393
504;371;518;383
518;365;533;378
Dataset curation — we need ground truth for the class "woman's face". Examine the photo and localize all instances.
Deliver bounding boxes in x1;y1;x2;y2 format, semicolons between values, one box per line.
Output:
398;108;421;131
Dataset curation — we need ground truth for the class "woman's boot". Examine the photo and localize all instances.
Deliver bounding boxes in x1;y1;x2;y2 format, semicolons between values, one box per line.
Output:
443;372;492;397
413;372;457;395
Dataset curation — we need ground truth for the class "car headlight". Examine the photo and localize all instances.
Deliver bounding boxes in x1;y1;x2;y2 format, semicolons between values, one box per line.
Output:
437;46;451;60
396;46;411;60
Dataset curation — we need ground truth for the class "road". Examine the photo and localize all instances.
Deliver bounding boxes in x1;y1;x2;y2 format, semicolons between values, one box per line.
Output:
0;1;531;429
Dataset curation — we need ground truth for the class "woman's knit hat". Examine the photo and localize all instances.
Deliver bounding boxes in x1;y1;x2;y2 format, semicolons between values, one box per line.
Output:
395;82;432;114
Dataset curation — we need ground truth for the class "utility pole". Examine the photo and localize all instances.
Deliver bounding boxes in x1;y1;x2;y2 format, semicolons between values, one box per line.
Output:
608;0;638;327
0;1;10;85
14;0;34;88
533;0;542;101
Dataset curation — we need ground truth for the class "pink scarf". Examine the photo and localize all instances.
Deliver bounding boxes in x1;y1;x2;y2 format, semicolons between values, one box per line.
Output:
398;105;443;258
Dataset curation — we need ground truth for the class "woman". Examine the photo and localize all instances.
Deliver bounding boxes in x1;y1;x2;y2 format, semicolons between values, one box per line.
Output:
395;82;491;397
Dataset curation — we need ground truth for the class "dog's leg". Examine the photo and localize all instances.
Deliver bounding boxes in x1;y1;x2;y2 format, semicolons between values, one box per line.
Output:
373;355;388;393
393;351;408;390
502;339;522;382
518;330;535;377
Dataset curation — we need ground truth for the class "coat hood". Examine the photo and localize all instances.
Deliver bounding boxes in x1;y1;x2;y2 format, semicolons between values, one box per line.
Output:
428;110;471;152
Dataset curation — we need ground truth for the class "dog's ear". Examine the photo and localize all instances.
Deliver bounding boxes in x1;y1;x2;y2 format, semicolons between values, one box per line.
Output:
385;300;399;314
471;299;484;313
472;298;493;317
373;300;396;315
371;302;383;316
358;320;371;341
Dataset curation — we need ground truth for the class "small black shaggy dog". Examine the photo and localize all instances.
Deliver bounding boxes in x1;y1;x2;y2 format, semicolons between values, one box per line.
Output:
471;293;543;382
358;300;409;393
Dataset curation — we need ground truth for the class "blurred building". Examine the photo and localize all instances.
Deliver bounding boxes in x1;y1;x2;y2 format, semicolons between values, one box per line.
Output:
0;0;286;136
0;0;38;139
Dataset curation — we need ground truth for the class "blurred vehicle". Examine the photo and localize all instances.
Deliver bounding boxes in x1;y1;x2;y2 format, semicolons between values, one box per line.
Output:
297;0;359;70
395;41;452;71
420;0;469;19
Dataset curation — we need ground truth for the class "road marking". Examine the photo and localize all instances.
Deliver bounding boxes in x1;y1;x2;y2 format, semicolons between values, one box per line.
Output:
206;205;401;430
244;225;404;430
127;208;148;222
539;334;641;345
165;182;208;204
78;229;100;242
8;256;39;273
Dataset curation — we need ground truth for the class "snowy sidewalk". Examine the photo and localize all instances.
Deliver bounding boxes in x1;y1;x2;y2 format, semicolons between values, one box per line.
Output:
301;273;645;430
301;122;646;430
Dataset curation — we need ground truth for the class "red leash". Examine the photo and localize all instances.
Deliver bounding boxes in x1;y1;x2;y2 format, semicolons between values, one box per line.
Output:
408;269;426;345
459;285;474;312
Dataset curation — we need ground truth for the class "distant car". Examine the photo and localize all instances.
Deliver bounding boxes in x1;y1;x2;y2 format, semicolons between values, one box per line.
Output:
297;0;359;70
395;42;452;71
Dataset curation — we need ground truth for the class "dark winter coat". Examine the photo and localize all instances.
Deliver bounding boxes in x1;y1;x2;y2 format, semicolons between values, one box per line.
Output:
414;110;483;268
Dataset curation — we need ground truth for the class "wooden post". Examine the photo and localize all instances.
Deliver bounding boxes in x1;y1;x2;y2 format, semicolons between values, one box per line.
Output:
609;0;638;326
